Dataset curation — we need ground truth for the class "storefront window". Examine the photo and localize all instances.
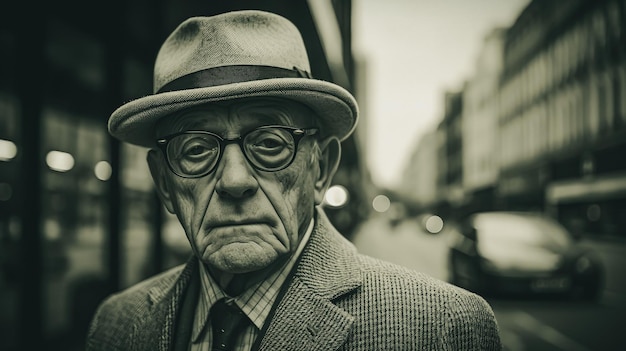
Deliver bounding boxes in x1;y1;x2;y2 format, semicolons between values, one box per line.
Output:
120;143;157;288
41;107;110;347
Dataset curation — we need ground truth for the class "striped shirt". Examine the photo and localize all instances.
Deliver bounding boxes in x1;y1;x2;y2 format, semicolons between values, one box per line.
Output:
190;219;314;351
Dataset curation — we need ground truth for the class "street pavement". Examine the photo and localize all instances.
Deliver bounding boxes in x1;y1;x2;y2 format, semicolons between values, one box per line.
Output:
352;214;450;281
350;214;626;351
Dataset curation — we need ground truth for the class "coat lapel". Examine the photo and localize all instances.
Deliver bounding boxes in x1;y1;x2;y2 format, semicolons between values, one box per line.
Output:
131;257;197;351
257;209;362;351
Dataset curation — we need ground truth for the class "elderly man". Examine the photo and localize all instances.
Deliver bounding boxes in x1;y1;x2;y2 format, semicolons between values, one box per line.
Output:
87;10;502;351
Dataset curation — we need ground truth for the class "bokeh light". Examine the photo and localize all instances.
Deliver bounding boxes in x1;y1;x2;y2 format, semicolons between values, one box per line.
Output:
425;215;444;234
324;185;349;208
0;183;12;201
94;161;113;181
46;150;75;172
0;139;17;161
372;194;391;213
586;204;601;221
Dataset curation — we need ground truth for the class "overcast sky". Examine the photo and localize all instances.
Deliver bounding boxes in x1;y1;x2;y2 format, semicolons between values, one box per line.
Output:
352;0;531;189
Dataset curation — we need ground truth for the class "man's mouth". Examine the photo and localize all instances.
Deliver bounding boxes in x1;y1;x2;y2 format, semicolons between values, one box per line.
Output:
209;220;270;229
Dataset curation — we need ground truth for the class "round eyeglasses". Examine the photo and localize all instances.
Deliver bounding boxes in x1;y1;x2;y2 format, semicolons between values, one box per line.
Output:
156;126;319;178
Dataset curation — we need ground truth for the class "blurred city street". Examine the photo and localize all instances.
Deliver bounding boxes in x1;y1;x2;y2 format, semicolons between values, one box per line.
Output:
351;214;626;351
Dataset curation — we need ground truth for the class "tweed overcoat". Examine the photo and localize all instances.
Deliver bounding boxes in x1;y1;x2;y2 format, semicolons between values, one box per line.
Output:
87;210;502;351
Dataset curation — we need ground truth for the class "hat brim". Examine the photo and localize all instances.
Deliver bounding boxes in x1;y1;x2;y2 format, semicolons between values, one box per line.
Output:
108;78;358;148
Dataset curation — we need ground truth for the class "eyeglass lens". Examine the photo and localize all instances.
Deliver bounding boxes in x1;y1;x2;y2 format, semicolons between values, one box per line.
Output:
165;128;297;177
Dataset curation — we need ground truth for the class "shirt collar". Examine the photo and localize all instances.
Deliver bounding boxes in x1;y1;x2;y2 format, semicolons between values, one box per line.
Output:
192;218;314;342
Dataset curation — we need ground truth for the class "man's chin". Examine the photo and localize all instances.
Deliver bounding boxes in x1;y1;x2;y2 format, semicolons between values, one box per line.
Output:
204;242;279;274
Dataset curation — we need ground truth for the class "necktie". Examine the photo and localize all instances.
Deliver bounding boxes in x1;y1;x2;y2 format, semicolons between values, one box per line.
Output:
210;299;249;351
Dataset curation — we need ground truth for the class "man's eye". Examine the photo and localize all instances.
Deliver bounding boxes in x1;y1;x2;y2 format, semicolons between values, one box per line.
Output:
256;138;284;149
185;145;207;155
181;141;216;158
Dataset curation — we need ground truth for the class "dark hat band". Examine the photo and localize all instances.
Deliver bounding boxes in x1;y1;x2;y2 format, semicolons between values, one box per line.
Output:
157;65;313;93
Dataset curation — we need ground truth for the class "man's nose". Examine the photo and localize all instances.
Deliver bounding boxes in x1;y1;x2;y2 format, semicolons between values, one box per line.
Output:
215;144;259;199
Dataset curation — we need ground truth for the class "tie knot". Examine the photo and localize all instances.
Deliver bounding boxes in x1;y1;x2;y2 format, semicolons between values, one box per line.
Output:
210;299;249;351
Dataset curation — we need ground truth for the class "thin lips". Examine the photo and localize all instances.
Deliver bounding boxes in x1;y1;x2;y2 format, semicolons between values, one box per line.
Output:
209;220;270;228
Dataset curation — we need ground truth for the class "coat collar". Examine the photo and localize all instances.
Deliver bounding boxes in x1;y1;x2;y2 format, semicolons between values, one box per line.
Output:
131;257;197;351
292;208;362;299
254;208;362;351
147;258;196;306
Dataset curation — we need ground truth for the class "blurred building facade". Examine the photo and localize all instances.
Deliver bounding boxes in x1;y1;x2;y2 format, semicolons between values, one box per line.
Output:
0;1;367;350
440;91;465;213
403;0;626;236
400;130;440;207
499;0;626;238
462;28;506;212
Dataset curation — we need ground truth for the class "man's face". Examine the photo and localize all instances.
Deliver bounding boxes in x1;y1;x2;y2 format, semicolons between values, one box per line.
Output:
149;99;329;275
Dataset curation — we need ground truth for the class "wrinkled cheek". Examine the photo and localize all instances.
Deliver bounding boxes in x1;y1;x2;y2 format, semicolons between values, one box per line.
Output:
274;166;298;190
295;185;314;218
276;172;315;229
172;183;213;247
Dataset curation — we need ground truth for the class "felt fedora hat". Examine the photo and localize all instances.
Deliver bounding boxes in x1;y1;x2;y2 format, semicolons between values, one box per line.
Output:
108;10;359;147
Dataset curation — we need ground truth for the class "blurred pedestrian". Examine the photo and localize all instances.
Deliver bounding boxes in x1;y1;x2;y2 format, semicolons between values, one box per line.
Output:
86;10;502;351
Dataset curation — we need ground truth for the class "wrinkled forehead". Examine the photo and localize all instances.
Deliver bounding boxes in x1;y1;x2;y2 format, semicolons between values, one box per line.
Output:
155;97;317;135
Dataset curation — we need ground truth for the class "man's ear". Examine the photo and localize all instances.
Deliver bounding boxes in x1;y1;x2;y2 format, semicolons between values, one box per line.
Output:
314;137;341;205
147;149;175;214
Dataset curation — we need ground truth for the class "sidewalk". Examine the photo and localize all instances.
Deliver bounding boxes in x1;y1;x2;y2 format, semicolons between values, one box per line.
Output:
351;215;450;281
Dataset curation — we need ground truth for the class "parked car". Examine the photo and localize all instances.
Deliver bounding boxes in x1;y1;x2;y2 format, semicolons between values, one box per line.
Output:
447;211;603;300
